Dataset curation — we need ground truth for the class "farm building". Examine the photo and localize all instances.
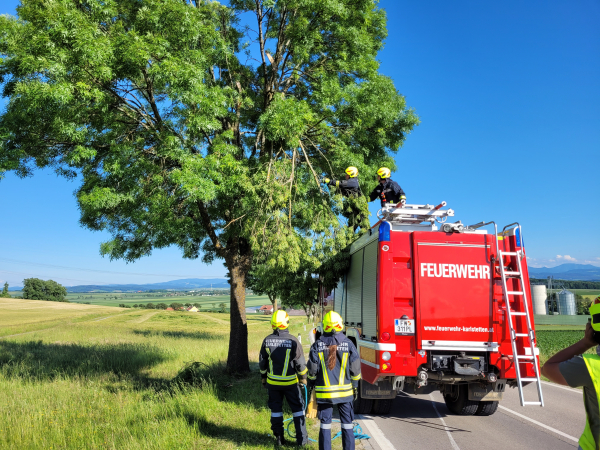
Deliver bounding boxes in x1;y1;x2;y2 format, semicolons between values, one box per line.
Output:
186;306;199;312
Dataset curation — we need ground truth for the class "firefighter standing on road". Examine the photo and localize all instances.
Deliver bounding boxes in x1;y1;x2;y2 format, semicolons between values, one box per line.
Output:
542;297;600;450
323;166;361;197
259;310;309;447
307;311;361;450
369;167;406;207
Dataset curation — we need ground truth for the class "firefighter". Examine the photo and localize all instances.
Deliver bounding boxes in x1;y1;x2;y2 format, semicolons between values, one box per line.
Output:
542;296;600;450
323;166;361;197
369;167;406;207
259;310;309;447
307;311;361;450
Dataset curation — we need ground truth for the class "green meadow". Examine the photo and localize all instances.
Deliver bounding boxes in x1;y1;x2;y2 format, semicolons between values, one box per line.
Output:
0;299;347;450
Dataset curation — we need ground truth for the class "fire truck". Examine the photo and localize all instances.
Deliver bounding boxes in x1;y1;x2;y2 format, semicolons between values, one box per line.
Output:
330;202;544;416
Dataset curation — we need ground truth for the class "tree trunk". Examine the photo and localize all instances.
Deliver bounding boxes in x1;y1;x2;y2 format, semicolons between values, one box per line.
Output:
269;294;278;312
226;256;250;374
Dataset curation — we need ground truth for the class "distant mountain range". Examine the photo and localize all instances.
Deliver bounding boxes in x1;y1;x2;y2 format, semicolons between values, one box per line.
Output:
529;264;600;281
9;278;229;292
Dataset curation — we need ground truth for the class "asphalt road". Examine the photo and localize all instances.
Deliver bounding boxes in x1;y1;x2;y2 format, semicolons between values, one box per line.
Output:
359;381;584;450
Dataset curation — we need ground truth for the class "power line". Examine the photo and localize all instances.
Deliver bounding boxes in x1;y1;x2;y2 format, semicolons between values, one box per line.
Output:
0;257;226;279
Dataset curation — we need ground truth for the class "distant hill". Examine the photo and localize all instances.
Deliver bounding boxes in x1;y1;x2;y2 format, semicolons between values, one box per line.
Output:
9;278;229;293
529;264;600;281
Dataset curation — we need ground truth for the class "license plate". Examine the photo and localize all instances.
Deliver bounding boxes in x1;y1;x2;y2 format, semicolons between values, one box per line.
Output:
395;319;415;335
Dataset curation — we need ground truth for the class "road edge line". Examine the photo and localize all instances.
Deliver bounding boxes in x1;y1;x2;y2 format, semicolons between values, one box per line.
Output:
429;394;461;450
498;405;579;443
541;380;582;394
356;414;398;450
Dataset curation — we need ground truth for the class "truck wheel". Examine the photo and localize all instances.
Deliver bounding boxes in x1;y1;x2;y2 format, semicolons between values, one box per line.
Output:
371;399;393;415
475;401;499;416
443;385;478;416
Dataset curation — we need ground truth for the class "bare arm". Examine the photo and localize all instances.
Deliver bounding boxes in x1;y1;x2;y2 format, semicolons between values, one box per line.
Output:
541;322;596;385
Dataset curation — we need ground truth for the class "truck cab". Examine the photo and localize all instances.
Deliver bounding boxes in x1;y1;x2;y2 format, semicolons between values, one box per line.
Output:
331;203;543;416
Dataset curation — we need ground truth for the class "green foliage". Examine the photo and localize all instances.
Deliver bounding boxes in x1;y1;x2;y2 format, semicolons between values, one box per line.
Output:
0;282;9;298
218;302;227;313
537;330;594;362
22;278;68;302
0;0;418;372
145;303;155;309
170;302;184;310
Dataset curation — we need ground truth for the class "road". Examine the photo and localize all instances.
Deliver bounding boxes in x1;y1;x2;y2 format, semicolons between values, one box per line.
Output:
358;381;584;450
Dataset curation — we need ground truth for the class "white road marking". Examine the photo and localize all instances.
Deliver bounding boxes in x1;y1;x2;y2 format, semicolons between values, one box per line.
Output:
498;405;579;443
429;394;461;450
357;414;398;450
541;380;582;394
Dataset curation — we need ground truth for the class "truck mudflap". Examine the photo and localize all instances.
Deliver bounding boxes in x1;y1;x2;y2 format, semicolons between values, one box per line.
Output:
467;379;506;401
361;378;398;400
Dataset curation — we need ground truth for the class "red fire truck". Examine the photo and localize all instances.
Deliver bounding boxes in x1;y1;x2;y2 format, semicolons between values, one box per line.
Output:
330;202;544;416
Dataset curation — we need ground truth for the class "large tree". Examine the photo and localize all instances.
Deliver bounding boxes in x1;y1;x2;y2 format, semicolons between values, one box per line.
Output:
0;0;418;373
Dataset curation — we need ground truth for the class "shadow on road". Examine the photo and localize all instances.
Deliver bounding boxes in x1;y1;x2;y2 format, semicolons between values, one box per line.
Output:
382;392;471;434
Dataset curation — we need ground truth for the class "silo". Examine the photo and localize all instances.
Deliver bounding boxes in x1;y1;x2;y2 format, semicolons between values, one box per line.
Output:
557;289;576;315
531;285;548;315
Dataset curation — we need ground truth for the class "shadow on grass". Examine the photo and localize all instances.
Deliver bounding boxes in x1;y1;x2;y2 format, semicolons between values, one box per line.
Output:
132;329;219;340
0;340;167;381
183;412;273;448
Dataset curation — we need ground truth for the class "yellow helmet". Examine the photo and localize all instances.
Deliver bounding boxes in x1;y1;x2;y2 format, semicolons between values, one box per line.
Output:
345;166;358;178
323;311;344;333
591;297;600;332
271;310;290;330
377;167;391;179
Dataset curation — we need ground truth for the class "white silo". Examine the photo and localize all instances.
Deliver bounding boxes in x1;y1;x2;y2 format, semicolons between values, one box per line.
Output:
557;289;576;315
531;285;548;315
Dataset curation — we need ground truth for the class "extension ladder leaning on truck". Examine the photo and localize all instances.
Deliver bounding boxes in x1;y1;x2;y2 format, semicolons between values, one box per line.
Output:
323;202;544;416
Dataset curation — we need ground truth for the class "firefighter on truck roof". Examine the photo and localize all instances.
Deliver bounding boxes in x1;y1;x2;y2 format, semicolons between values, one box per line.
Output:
307;311;361;450
369;167;406;207
542;296;600;450
259;310;309;447
323;166;362;197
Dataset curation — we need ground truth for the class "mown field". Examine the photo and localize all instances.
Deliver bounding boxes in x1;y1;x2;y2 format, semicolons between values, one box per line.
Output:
0;298;343;450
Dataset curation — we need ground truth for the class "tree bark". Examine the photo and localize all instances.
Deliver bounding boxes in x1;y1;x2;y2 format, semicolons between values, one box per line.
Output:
226;254;251;374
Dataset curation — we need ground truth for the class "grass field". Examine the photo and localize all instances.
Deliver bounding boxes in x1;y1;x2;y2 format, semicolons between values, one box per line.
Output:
0;299;344;450
8;291;272;309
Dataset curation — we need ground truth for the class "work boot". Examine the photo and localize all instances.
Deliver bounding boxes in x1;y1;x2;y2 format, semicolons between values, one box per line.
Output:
274;432;290;447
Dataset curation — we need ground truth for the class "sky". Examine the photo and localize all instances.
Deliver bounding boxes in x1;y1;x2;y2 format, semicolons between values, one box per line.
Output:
1;0;599;287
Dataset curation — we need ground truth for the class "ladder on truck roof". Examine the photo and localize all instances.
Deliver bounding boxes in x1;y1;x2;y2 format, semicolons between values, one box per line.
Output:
377;202;454;224
495;223;544;407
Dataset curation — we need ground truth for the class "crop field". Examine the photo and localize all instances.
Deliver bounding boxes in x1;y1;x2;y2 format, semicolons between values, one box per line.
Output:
7;291;272;310
0;298;343;450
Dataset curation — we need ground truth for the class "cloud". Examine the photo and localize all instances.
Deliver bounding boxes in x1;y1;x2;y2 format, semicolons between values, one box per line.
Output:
549;259;555;262
556;255;577;261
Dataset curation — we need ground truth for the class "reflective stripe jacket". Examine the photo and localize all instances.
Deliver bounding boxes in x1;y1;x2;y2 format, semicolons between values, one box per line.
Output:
328;177;361;197
259;329;308;389
369;178;406;206
307;332;361;404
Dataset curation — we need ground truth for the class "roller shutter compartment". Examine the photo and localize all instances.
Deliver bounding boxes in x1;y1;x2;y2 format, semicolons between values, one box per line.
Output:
362;240;378;339
333;278;345;319
345;249;363;325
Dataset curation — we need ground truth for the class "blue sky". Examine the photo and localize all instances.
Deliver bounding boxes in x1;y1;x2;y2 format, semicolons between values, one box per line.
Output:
1;0;599;287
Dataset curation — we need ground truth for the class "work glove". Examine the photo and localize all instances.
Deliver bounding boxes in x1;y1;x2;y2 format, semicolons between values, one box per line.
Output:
298;378;307;386
353;387;358;400
323;177;330;184
261;378;267;389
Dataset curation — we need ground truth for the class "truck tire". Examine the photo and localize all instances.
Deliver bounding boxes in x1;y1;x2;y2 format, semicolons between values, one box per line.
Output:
475;401;499;416
443;385;478;416
371;399;393;415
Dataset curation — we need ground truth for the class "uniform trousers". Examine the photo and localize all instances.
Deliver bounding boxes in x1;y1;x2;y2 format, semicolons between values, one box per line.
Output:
317;402;355;450
267;385;308;445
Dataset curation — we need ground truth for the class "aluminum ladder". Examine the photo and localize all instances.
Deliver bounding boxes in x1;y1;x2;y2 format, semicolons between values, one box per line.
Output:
497;224;544;407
